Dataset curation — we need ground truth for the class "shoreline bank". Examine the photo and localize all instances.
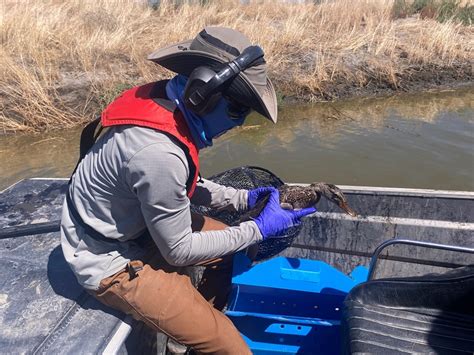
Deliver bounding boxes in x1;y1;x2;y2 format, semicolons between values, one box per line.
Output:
282;65;473;104
2;65;472;135
1;0;473;132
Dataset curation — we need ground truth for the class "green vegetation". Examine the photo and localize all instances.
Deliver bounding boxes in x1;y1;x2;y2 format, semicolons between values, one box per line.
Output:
392;0;473;24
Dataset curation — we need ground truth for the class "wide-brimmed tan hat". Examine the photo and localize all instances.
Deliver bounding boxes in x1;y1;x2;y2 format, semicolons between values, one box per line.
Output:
148;27;278;123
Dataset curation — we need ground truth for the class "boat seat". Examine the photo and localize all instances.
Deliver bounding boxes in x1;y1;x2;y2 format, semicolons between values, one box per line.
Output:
341;265;474;354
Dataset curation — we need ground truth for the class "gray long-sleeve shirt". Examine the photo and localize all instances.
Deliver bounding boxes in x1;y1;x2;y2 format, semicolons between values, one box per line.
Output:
60;125;262;290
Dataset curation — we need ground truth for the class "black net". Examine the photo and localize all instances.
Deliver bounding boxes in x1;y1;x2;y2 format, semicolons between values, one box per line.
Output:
190;166;303;261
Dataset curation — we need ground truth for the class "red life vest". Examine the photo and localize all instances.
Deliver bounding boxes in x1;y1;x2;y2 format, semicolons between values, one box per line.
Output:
101;81;200;197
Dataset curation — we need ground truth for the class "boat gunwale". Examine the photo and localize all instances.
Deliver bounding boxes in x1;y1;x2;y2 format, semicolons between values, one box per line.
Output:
1;178;472;199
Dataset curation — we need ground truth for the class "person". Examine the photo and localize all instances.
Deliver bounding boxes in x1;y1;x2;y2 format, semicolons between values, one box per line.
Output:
60;27;315;354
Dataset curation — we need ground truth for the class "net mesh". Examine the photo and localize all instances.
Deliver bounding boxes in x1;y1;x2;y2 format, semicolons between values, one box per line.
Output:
190;166;303;261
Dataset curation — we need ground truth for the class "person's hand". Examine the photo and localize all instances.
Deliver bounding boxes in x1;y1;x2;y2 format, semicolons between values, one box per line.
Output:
253;188;316;239
247;186;275;210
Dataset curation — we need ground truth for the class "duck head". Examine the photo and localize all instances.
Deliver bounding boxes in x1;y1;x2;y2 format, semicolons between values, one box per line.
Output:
309;182;357;217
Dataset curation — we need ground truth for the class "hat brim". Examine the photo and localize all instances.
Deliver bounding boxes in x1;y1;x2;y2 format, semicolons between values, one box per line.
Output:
148;40;277;123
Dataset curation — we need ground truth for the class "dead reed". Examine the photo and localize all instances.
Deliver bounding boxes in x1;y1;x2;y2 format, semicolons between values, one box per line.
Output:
1;0;472;132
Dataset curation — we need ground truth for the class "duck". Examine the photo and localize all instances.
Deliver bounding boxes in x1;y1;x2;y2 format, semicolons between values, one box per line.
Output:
278;182;357;216
240;182;357;262
240;182;357;223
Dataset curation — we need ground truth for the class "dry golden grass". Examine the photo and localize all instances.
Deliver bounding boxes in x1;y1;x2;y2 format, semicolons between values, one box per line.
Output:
1;0;473;132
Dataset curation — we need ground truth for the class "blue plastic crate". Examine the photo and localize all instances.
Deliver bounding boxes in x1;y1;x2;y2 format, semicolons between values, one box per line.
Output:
226;253;368;354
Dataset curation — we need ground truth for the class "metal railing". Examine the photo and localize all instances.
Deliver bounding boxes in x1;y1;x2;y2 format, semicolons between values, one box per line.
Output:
367;238;474;280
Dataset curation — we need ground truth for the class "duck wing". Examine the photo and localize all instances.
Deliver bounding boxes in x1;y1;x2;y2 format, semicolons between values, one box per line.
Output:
277;185;320;209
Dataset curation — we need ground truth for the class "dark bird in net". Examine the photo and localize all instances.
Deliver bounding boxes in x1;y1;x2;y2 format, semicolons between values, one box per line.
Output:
190;166;356;261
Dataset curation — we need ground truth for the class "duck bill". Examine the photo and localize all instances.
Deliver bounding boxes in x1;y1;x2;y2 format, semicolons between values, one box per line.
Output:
339;201;357;217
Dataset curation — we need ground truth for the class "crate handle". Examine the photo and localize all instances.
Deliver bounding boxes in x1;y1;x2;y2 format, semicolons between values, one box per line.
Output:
225;311;340;326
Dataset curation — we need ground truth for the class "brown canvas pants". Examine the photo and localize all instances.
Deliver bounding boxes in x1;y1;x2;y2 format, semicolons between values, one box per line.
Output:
92;213;251;354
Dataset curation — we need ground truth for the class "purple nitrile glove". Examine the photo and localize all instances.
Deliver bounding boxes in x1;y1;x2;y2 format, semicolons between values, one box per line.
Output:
253;188;316;240
247;186;275;210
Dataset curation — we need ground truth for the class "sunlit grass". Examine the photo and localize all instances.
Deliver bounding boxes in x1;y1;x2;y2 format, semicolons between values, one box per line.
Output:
1;0;472;132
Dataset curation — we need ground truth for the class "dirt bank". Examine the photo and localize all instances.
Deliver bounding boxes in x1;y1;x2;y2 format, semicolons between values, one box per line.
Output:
284;62;473;103
1;0;473;132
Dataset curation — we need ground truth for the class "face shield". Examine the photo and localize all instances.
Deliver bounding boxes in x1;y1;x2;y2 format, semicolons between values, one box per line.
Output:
200;98;249;140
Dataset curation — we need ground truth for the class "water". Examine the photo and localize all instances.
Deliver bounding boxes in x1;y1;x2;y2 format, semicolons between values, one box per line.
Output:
1;89;473;192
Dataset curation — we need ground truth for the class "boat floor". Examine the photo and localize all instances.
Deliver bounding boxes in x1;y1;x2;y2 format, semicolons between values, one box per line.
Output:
0;178;473;353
